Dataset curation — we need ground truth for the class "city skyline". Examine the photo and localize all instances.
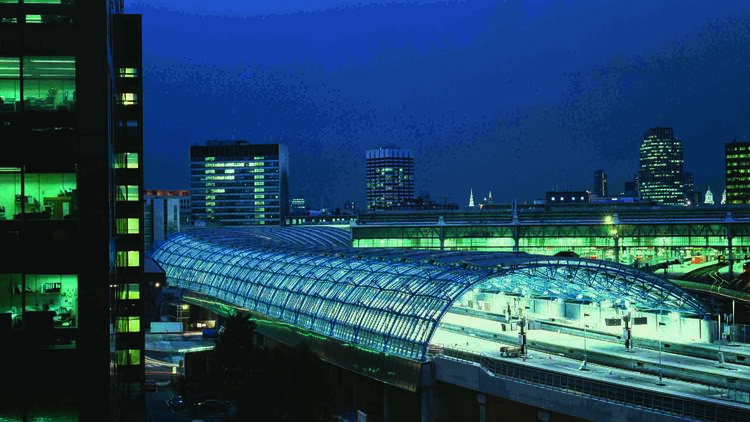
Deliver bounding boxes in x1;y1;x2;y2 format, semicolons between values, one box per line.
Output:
129;0;750;208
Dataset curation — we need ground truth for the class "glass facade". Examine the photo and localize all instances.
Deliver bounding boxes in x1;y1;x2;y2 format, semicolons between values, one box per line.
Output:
0;56;76;112
0;3;144;420
725;141;750;204
366;147;415;210
639;127;685;205
190;141;288;226
0;273;78;332
0;168;77;220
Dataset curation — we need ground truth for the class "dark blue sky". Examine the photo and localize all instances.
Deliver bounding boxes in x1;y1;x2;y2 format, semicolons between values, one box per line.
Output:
129;0;750;208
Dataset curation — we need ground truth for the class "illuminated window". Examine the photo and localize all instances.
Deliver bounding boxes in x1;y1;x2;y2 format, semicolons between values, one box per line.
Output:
116;218;139;234
118;283;140;300
114;152;139;169
117;349;141;365
2;274;78;329
23;56;76;111
117;316;140;333
118;93;138;106
116;185;139;201
116;251;140;267
0;58;20;112
24;172;77;220
118;67;138;78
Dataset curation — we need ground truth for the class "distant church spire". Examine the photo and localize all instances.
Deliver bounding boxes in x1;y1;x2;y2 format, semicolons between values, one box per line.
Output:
487;190;494;205
468;188;475;208
704;186;714;205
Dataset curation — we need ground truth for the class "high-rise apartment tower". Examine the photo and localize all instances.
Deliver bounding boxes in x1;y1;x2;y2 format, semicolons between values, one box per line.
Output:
638;127;685;205
0;2;144;420
366;147;414;210
725;140;750;204
190;141;289;226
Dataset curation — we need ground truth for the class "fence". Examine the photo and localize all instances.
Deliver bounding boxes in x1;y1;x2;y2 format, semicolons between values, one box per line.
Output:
439;347;750;422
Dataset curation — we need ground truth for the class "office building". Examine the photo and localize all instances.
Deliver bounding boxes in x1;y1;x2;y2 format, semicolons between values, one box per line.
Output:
725;140;750;204
638;127;685;205
144;192;182;251
144;188;190;227
190;140;288;226
366;147;414;210
594;170;607;197
0;2;144;421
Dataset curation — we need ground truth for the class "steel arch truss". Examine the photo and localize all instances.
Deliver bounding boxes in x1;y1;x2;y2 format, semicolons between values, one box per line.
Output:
481;258;711;316
149;228;711;367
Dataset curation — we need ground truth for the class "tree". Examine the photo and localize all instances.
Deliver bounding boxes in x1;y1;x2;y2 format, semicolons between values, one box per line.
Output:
210;312;336;421
211;311;265;403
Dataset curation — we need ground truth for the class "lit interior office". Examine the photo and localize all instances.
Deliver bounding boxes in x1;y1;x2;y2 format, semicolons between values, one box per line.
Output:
0;56;75;112
0;273;78;338
0;168;77;220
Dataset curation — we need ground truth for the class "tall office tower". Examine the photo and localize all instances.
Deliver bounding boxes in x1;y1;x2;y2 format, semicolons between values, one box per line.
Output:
683;171;697;205
638;127;685;205
366;147;414;210
594;170;608;197
0;2;144;421
190;141;289;226
725;140;750;204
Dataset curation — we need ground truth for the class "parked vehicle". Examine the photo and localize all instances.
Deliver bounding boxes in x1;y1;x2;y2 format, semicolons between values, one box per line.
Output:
168;395;186;411
194;399;232;414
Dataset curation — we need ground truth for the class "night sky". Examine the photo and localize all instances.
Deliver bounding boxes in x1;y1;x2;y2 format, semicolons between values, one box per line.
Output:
128;0;750;209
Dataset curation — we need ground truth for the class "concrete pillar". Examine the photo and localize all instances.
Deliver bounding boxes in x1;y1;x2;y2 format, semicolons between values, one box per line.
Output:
383;384;390;422
421;363;435;422
477;393;486;422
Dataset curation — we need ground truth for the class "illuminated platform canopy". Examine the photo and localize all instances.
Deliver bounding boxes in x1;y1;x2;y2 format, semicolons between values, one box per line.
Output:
149;227;712;364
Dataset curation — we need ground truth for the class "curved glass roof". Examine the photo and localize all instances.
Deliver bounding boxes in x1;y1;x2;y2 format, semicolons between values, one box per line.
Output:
149;227;711;363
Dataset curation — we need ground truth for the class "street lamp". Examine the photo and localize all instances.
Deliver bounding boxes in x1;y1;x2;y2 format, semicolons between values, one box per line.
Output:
718;313;725;369
579;312;590;371
656;313;666;386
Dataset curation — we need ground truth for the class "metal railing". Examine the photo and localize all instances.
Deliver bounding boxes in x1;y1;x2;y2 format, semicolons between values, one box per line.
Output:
438;347;750;422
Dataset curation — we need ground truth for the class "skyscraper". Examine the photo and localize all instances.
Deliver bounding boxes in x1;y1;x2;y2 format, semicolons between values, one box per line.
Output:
638;127;685;205
594;170;608;197
0;2;144;421
190;140;289;226
366;147;414;210
725;140;750;204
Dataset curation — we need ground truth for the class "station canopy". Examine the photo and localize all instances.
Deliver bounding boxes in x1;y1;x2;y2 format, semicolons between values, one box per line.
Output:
149;226;711;362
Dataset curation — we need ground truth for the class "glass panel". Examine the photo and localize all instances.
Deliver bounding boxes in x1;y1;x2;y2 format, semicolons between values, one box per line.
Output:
25;0;73;3
23;274;77;328
0;170;22;219
118;283;140;300
26;14;73;24
114;152;139;169
0;273;23;328
118;67;138;78
118;93;137;106
0;58;20;112
116;251;140;267
117;185;139;201
24;172;76;220
116;217;140;234
117;349;140;365
23;56;75;111
117;316;140;333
